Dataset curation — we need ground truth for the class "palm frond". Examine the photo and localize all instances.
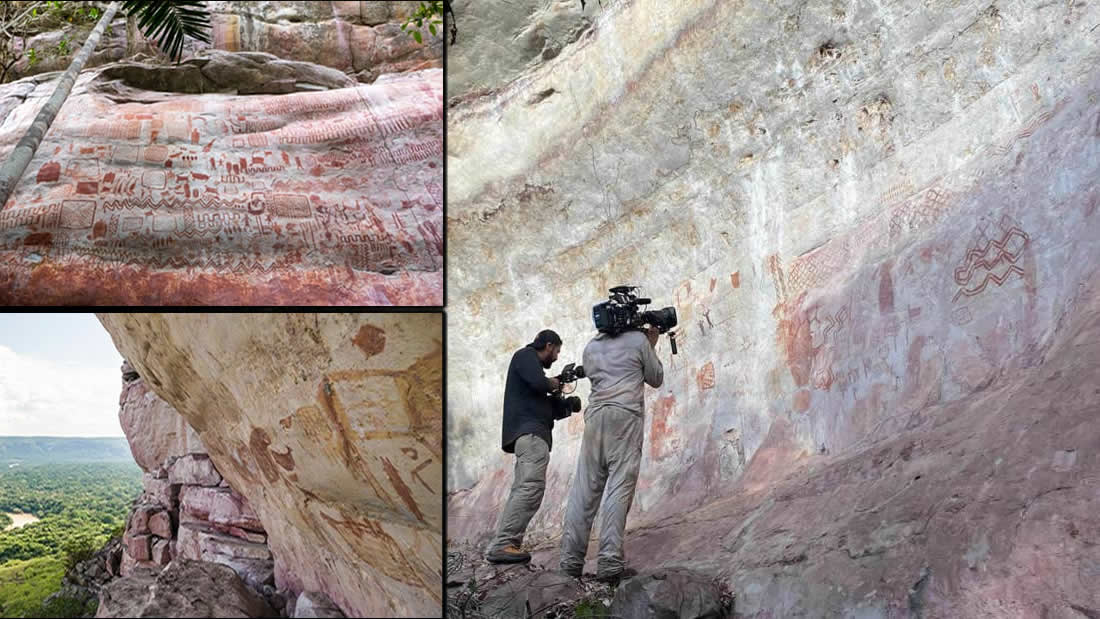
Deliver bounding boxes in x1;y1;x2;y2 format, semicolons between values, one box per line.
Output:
121;0;212;63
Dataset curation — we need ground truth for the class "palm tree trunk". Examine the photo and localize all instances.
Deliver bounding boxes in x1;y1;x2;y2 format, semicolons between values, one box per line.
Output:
0;1;120;210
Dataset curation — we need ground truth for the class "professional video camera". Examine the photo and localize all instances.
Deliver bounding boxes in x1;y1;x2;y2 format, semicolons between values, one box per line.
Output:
550;362;585;417
592;286;679;354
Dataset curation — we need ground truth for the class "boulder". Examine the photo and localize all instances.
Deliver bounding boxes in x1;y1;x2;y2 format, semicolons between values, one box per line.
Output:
199;530;272;562
610;569;725;619
294;590;345;618
149;511;173;539
169;454;222;487
480;570;583;619
177;522;273;589
123;533;151;563
127;505;156;536
96;559;275;618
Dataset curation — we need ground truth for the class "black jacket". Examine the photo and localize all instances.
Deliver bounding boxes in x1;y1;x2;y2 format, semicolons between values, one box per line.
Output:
501;345;570;453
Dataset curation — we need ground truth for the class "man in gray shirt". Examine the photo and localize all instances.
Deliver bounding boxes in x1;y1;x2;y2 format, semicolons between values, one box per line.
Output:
558;325;663;581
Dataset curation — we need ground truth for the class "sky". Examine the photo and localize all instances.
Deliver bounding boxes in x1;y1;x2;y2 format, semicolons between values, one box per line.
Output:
0;314;125;437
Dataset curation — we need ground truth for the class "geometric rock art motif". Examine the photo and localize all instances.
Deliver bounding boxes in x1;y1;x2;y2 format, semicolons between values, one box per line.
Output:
0;68;442;305
952;214;1031;303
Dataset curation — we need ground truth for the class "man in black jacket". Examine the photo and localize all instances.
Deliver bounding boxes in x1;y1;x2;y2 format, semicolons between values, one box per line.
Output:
486;329;572;564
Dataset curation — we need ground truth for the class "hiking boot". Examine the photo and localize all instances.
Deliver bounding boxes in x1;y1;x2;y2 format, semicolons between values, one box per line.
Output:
595;566;638;584
561;565;582;578
485;545;531;564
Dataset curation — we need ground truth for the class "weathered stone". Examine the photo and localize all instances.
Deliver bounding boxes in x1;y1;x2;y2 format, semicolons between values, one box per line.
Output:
214;524;267;545
294;590;346;618
480;570;583;619
169;454;222;487
96;559;275;618
124;534;151;562
210;556;276;592
119;373;206;473
150;539;171;566
199;530;272;562
127;505;158;536
9;3;441;84
610;569;723;619
447;1;1100;617
148;510;173;539
99;314;443;617
176;523;273;591
180;486;263;532
142;474;180;510
0;64;443;305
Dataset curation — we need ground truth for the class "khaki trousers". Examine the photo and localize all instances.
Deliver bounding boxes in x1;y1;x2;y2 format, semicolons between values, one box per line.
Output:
559;405;643;577
487;434;549;552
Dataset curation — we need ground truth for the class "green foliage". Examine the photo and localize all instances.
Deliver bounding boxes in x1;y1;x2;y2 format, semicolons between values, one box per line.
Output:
574;598;608;618
0;512;11;529
25;47;37;67
60;535;98;571
30;593;93;619
402;1;444;45
0;462;141;565
121;0;212;63
55;35;69;56
0;555;65;619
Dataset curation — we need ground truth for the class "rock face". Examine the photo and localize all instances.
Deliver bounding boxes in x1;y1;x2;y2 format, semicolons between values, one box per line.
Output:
8;1;442;85
0;60;442;305
116;358;279;609
447;1;1100;616
99;313;443;617
119;362;206;471
610;569;725;619
96;559;275;618
44;537;124;616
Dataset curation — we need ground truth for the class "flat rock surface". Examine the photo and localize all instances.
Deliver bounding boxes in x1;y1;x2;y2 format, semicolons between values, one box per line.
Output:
0;60;442;305
95;558;275;618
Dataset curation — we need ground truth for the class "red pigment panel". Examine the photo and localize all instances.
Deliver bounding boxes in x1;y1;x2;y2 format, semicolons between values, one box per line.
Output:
0;69;442;305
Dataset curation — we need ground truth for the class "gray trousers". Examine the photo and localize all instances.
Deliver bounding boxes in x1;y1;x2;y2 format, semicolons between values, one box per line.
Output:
559;405;643;577
488;434;549;552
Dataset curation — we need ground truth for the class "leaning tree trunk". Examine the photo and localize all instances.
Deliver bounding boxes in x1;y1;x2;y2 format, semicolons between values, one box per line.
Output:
0;1;120;209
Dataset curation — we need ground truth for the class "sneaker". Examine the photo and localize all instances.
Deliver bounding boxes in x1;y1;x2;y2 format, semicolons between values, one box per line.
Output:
485;545;532;564
595;566;638;584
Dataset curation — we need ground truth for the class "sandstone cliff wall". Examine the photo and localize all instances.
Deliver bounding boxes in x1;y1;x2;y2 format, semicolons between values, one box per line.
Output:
447;0;1100;615
7;1;441;84
0;60;442;305
100;313;442;618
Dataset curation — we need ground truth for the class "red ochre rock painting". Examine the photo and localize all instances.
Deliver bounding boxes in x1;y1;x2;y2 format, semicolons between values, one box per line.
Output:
649;394;677;461
0;68;442;305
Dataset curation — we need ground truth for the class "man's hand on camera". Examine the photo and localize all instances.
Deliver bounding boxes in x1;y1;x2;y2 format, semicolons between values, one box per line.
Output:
548;377;561;392
645;325;659;348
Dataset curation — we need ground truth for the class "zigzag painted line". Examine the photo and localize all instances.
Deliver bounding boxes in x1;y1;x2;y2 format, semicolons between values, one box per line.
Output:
953;228;1029;285
952;265;1025;303
100;197;250;211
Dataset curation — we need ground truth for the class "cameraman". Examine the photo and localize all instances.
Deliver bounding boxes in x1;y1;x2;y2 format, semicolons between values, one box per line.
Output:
486;329;574;564
558;324;663;582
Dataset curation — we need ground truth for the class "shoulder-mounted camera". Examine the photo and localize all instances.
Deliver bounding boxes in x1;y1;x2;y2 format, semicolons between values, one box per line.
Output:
592;286;679;353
